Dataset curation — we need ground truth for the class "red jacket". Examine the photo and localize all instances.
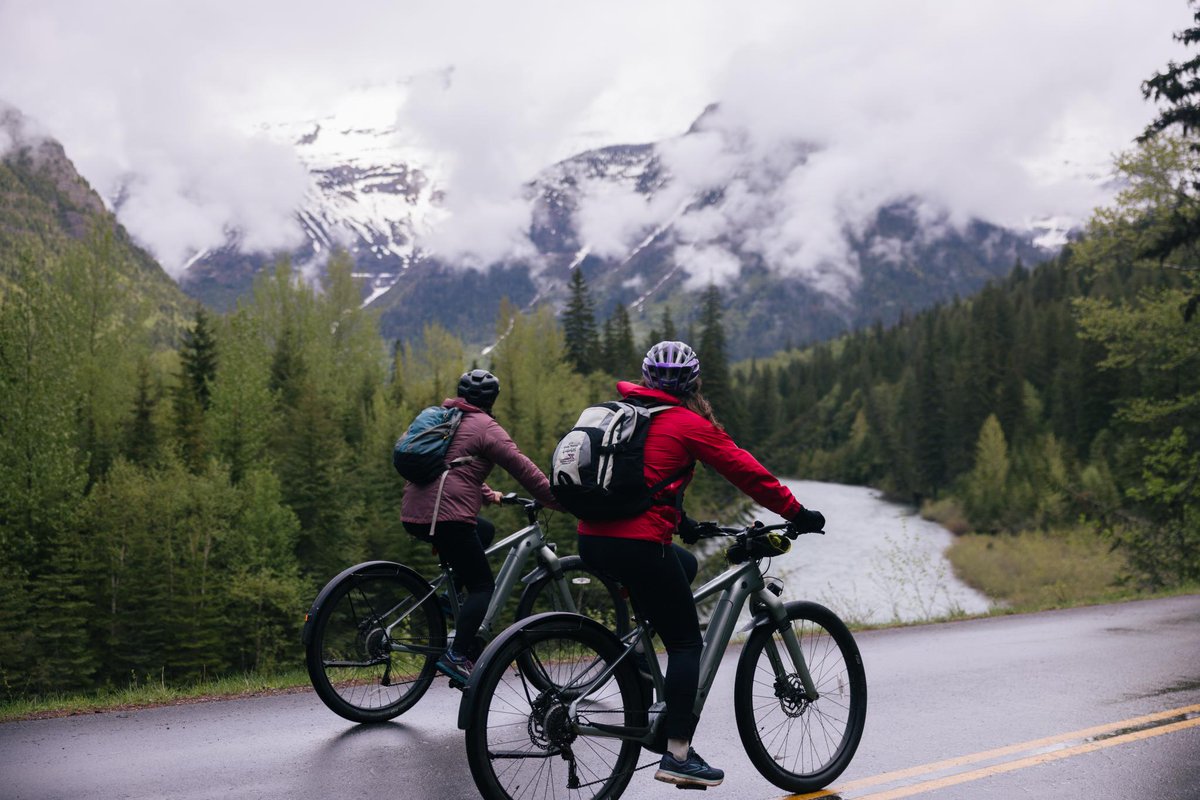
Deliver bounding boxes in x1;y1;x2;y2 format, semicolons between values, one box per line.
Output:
578;381;804;545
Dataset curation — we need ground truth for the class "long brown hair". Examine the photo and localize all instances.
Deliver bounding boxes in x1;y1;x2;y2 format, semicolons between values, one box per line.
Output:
639;378;724;431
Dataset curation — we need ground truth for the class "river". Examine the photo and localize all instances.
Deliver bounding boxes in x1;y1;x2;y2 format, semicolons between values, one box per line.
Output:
744;480;992;625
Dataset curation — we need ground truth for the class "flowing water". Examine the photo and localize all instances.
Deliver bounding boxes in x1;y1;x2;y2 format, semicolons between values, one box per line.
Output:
744;480;992;625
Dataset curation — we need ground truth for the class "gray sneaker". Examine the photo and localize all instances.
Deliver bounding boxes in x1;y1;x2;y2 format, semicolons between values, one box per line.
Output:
654;748;724;787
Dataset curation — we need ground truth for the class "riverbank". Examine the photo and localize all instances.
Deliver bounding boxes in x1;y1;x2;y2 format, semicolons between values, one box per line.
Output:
758;480;992;625
947;524;1156;611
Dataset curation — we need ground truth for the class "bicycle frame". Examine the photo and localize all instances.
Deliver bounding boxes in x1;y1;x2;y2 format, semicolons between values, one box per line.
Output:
569;552;817;746
404;518;572;648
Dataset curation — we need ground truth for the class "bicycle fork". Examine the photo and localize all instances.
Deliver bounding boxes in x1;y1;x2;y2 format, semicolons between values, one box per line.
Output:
756;590;820;701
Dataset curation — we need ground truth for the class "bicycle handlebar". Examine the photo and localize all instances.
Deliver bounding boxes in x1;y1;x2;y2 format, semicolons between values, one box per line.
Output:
500;492;542;522
689;519;824;564
694;519;825;541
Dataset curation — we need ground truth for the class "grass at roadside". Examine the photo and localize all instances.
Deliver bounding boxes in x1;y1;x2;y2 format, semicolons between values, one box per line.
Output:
946;524;1142;611
0;667;312;724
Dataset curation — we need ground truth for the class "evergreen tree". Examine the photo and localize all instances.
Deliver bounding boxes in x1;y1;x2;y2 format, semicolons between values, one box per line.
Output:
174;308;218;471
0;239;90;694
601;303;637;377
696;285;740;433
276;376;351;580
62;227;141;487
180;307;218;411
125;359;160;468
562;268;599;374
643;306;677;352
1138;6;1200;305
269;323;307;410
913;317;948;495
209;310;275;484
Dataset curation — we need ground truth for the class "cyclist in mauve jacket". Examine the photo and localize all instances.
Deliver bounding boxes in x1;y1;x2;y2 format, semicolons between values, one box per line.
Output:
578;341;826;789
402;369;562;682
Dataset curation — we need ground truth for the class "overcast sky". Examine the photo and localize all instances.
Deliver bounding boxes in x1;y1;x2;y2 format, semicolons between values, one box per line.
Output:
0;0;1191;278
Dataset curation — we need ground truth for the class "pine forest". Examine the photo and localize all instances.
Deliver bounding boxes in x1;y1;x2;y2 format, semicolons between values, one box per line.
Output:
2;32;1199;702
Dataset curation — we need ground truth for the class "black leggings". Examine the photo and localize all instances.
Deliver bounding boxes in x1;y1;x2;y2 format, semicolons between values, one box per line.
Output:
403;517;496;660
578;536;701;741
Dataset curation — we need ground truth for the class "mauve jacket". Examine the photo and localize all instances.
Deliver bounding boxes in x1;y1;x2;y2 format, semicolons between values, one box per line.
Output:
578;381;805;545
401;397;560;525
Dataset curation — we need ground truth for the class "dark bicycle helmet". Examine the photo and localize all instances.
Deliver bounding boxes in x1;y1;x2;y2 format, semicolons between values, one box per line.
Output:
457;369;500;409
641;340;700;395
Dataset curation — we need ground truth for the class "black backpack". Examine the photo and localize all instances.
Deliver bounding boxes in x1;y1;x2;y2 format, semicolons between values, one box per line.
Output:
549;400;688;520
392;406;464;484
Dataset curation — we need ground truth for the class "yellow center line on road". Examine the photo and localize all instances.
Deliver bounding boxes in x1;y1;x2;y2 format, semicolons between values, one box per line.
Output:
785;703;1200;800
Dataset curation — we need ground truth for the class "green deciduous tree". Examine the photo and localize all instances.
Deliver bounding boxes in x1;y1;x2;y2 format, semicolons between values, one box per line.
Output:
963;414;1011;532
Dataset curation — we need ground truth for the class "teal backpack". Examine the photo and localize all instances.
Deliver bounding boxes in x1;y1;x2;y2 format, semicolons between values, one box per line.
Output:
392;406;464;484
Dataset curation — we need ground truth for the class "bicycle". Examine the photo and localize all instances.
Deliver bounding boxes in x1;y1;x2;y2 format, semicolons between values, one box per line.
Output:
457;519;868;798
302;494;630;723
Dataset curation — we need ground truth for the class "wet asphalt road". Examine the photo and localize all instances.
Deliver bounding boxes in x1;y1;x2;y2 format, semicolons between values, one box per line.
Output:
2;595;1198;800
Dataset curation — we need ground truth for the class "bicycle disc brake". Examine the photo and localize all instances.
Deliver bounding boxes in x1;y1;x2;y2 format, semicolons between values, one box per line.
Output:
775;673;811;717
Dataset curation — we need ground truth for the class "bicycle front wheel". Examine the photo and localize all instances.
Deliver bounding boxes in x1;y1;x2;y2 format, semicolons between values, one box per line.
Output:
516;556;630;636
734;601;867;793
305;565;446;723
464;616;644;800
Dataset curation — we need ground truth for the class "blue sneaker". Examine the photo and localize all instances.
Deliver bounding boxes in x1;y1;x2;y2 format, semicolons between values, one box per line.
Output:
435;649;473;684
655;748;724;787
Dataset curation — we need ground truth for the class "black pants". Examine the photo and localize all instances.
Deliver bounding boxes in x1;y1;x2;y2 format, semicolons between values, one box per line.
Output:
578;536;701;740
403;517;496;660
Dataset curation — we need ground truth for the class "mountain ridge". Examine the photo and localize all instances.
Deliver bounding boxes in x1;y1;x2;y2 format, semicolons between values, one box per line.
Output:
180;106;1053;357
1;104;192;343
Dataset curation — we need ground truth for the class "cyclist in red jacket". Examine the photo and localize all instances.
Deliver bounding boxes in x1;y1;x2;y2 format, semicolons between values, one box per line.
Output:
578;340;825;789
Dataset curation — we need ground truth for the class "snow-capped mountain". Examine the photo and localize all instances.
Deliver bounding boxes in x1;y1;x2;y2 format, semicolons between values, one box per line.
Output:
180;97;1064;358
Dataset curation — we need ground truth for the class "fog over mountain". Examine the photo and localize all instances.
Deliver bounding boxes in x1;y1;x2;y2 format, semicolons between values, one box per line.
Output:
0;1;1186;293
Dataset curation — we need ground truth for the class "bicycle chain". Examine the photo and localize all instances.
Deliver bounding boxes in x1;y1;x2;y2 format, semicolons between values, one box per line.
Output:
567;756;660;790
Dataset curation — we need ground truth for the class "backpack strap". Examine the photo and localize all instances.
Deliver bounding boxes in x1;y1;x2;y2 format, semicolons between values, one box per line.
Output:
427;455;478;539
640;403;690;509
646;463;693;509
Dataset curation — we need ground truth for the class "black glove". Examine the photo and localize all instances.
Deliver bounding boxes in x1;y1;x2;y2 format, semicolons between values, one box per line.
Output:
791;507;825;533
678;514;702;544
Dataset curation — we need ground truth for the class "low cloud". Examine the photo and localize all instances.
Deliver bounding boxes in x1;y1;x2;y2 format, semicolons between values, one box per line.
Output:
0;0;1189;285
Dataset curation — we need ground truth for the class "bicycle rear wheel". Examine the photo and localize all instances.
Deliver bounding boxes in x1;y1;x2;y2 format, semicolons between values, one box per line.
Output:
734;601;867;793
516;556;630;636
464;616;644;800
305;565;445;722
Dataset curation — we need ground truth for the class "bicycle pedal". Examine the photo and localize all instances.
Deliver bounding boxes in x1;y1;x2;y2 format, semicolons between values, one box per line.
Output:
448;677;467;691
675;784;708;791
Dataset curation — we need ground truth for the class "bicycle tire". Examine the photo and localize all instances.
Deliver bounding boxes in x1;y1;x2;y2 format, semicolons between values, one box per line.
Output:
516;556;631;636
305;564;446;723
464;615;644;800
733;601;867;793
